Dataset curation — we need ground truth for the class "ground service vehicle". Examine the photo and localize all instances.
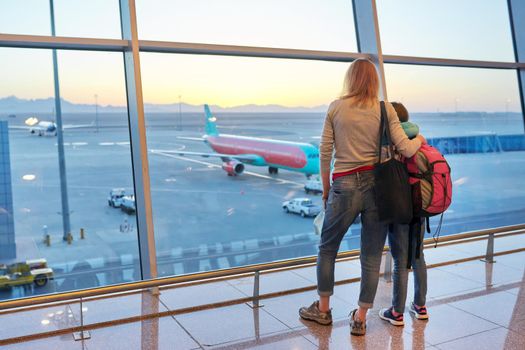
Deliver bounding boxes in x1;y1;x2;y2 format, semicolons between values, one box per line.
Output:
120;195;136;214
282;198;322;218
108;188;126;208
0;259;54;288
304;178;323;194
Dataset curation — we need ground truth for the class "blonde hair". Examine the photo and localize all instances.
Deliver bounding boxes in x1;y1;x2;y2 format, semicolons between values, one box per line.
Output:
341;59;379;107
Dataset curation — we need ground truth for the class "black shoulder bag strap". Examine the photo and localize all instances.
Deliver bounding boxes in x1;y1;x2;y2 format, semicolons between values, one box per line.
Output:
377;101;394;163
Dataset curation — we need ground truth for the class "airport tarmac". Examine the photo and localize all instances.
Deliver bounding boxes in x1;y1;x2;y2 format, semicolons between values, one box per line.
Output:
1;112;524;300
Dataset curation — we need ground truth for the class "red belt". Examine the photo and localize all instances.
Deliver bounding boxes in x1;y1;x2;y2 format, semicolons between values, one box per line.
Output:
332;165;374;181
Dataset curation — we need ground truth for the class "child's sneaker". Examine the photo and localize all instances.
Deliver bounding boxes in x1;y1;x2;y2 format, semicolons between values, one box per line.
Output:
299;301;333;325
379;307;404;326
349;309;366;336
409;302;429;320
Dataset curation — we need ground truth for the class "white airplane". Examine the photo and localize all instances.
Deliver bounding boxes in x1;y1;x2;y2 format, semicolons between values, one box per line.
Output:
9;117;94;136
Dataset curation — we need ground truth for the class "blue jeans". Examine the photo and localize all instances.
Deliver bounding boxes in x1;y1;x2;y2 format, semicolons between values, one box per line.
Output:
388;220;427;313
317;172;388;309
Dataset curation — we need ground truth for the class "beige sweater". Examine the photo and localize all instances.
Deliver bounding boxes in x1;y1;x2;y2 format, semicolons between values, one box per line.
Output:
320;98;421;175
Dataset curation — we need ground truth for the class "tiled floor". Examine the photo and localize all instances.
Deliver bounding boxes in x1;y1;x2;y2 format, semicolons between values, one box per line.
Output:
1;235;524;349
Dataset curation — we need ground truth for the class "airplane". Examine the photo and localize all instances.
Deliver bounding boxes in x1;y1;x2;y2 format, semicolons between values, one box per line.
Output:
151;105;320;177
9;117;94;136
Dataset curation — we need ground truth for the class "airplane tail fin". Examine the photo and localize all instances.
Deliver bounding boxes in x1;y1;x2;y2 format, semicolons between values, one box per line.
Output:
204;104;219;136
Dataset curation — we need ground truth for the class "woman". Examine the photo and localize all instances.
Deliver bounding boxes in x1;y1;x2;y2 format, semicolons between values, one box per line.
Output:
298;59;425;336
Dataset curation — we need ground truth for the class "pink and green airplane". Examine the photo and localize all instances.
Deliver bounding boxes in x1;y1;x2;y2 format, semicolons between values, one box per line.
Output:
151;105;320;177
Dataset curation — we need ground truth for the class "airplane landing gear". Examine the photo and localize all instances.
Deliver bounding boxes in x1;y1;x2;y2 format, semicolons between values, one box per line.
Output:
269;167;278;175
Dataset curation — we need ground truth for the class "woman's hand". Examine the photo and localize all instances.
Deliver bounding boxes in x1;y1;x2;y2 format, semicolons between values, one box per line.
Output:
416;134;427;144
322;192;329;210
321;171;331;209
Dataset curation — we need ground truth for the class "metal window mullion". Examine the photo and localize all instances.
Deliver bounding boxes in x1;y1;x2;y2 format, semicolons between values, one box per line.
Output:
0;33;128;51
137;40;368;62
119;0;157;280
2;33;525;69
48;0;72;242
508;0;525;130
383;54;525;70
352;0;387;100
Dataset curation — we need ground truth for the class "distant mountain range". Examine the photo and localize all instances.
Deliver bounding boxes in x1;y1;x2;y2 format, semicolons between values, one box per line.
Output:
0;96;328;114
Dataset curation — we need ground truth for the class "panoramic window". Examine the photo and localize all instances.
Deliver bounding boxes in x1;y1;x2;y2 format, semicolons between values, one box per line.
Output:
140;53;353;276
385;64;525;236
0;48;140;301
0;0;523;295
136;0;357;52
377;0;515;62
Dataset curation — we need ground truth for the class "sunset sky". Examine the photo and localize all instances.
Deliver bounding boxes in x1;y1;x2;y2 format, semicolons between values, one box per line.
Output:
0;0;521;112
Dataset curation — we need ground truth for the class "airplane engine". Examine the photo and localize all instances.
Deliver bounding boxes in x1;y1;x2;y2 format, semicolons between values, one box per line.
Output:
222;160;244;176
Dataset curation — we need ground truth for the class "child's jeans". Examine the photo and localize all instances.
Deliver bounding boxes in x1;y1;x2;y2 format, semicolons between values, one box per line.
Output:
388;219;427;313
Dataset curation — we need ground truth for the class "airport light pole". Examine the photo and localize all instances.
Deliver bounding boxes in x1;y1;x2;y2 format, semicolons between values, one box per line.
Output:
505;98;511;124
94;94;99;133
50;0;72;241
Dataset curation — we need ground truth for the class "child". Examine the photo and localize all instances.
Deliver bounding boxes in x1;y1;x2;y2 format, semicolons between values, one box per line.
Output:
393;101;419;139
379;102;429;326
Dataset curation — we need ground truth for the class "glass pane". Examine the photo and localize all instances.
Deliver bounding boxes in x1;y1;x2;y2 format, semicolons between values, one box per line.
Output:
384;64;525;237
53;0;121;38
0;0;121;38
0;0;50;36
377;0;515;62
0;48;140;302
136;0;357;52
140;53;351;276
385;65;523;137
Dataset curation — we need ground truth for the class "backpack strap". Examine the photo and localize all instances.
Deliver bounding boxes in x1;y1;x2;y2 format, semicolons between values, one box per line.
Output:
406;217;423;269
415;222;422;260
407;222;414;269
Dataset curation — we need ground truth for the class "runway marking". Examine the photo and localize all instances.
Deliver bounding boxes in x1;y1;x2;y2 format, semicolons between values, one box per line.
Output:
116;141;130;146
147;142;186;151
151;151;304;186
35;183;270;195
99;142;115;146
55;142;88;146
453;177;468;186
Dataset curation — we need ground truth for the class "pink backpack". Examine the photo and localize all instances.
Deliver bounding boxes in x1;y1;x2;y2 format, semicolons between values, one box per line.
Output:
405;144;452;218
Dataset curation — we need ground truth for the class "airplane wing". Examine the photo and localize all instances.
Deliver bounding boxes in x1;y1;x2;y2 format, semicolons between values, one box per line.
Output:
8;125;31;130
9;123;93;130
8;125;47;131
63;122;94;129
150;149;265;165
176;136;205;141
